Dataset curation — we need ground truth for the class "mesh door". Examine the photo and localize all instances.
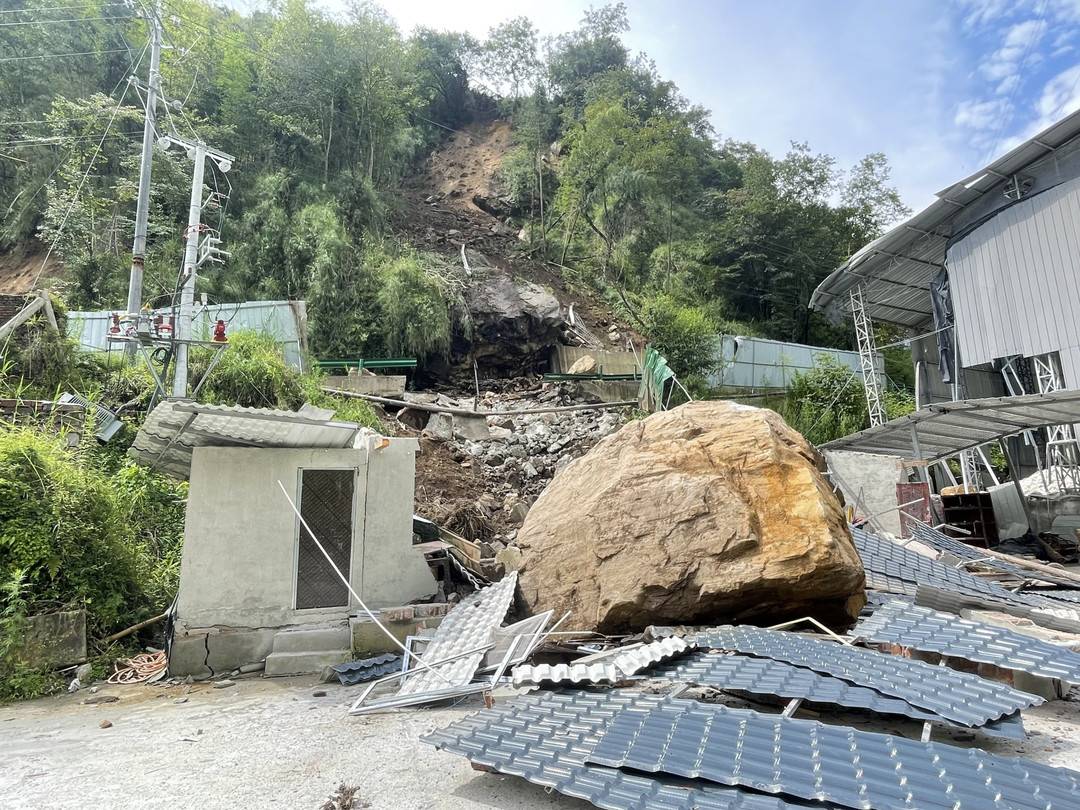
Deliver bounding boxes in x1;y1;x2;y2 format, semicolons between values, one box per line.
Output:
296;469;354;609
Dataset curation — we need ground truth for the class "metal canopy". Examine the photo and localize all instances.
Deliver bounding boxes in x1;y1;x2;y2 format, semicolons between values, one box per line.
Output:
128;399;366;479
821;388;1080;460
809;108;1080;327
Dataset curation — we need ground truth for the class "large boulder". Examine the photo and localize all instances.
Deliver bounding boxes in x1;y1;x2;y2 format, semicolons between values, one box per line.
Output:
515;400;865;631
464;274;563;374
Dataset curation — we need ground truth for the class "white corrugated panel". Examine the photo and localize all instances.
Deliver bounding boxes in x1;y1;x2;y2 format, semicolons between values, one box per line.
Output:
948;175;1080;372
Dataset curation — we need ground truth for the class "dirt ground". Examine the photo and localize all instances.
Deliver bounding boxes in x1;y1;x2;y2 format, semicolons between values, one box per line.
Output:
3;674;1080;810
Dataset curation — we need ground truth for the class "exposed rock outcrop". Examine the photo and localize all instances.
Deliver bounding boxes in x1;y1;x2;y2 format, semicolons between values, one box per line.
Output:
515;400;865;632
463;274;563;375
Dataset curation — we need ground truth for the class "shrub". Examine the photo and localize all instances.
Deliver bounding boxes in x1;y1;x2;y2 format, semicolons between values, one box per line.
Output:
192;330;305;409
0;425;186;700
640;293;717;379
376;253;454;362
780;356;868;444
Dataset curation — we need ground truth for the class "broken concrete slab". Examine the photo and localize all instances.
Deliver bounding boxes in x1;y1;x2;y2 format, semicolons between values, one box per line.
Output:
17;609;87;668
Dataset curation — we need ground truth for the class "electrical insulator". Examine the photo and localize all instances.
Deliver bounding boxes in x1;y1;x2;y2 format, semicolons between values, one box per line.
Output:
213;319;227;342
109;313;121;334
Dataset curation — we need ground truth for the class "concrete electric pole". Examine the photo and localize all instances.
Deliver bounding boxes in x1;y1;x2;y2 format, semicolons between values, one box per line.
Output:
163;137;233;397
124;0;163;331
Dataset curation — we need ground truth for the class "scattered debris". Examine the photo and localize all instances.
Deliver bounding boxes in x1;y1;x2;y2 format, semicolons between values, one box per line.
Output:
330;654;402;686
212;680;235;689
98;719;112;729
319;783;368;810
82;694;119;705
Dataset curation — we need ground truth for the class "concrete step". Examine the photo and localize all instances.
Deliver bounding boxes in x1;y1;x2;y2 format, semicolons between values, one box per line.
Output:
264;649;351;677
271;625;351;654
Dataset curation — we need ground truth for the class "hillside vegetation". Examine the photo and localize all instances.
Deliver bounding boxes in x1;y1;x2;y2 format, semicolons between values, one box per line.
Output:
2;0;910;365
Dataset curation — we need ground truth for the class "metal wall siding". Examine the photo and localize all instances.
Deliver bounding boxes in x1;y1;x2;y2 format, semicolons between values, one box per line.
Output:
67;300;306;368
949;176;1080;371
708;336;880;390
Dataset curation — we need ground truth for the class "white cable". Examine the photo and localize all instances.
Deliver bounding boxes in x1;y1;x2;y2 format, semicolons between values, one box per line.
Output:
275;480;453;686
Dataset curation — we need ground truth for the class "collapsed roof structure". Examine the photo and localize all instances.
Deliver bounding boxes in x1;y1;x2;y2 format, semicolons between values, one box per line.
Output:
811;108;1080;500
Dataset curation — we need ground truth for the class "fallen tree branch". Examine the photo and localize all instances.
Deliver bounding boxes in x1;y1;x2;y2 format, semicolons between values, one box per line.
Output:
101;612;168;645
322;387;637;417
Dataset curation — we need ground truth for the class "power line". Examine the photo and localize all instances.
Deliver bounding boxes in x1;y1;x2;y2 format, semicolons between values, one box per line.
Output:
0;114;118;126
0;47;130;62
0;3;131;13
1;133;142;149
0;14;134;27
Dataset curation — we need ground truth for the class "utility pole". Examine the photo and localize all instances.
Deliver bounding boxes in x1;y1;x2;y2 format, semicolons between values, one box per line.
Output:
163;136;233;397
124;0;162;333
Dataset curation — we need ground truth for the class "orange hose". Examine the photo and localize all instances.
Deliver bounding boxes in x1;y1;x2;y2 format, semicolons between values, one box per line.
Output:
107;650;168;684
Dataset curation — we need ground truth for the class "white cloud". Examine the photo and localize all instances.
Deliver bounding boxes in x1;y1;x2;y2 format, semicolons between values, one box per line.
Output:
1037;63;1080;119
955;98;1011;129
980;18;1046;81
995;74;1021;95
960;0;1014;29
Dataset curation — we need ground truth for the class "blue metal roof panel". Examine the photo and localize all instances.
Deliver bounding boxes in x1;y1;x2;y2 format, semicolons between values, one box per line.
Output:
853;526;1057;610
854;600;1080;682
586;700;1080;810
423;689;841;810
687;625;1042;726
910;522;1080;590
644;650;1024;739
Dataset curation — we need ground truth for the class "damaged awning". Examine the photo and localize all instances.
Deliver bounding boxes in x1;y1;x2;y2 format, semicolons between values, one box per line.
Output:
821;389;1080;460
129;400;368;479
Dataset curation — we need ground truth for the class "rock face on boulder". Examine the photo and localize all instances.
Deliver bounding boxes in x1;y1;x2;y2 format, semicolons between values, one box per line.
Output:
464;274;563;374
515;400;865;632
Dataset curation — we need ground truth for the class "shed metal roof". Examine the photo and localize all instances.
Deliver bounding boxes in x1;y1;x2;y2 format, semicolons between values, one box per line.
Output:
821;388;1080;459
128;400;368;479
809;108;1080;327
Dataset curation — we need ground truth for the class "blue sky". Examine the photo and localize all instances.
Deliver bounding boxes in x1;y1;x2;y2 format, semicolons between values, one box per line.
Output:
282;0;1080;213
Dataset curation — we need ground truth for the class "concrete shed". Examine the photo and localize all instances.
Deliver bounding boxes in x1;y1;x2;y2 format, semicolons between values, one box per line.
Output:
130;401;436;676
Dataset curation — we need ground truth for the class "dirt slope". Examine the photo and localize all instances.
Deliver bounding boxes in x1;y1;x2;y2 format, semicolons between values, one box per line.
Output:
0;243;63;294
396;119;634;338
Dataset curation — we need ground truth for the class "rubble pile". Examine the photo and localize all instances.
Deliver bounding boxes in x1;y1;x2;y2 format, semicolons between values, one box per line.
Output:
407;380;629;549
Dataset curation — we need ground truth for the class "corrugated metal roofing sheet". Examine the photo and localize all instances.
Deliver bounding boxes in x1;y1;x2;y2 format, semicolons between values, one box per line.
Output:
512;637;690;687
821;389;1080;459
128;400;365;479
852;526;1058;610
910;522;1080;590
396;573;517;696
913;584;1080;635
423;689;841;810
810;108;1080;327
687;625;1042;726
855;600;1080;682
586;699;1080;810
646;651;963;726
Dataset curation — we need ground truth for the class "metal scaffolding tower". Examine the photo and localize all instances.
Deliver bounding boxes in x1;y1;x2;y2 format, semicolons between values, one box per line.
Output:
850;285;885;427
